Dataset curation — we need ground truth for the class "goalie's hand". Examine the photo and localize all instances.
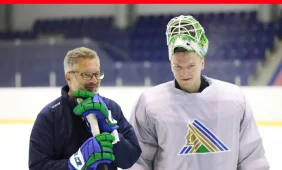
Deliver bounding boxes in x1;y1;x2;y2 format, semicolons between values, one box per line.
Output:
68;133;115;170
72;90;119;133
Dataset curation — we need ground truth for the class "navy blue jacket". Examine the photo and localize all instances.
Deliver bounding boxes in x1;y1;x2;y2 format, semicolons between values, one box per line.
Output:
28;85;141;170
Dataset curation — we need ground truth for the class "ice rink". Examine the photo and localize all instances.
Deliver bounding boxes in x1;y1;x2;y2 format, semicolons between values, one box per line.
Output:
1;124;281;170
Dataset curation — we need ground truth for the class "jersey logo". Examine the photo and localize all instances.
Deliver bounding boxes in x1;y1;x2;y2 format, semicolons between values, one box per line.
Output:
178;119;230;155
51;102;60;108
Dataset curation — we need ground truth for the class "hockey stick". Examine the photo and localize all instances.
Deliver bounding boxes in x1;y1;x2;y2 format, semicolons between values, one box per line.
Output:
77;98;108;170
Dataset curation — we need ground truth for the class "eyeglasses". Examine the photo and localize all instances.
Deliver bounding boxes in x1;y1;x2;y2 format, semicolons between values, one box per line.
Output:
69;71;104;80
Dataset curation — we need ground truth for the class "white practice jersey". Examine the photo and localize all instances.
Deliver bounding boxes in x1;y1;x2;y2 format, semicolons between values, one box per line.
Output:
128;76;269;170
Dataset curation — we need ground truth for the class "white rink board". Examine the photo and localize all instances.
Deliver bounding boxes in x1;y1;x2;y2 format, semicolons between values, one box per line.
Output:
0;86;281;122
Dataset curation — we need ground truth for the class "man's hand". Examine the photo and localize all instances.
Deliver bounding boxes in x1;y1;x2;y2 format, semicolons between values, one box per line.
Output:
72;90;119;133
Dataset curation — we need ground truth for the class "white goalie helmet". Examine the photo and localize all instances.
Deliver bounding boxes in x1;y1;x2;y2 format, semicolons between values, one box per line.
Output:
165;15;209;60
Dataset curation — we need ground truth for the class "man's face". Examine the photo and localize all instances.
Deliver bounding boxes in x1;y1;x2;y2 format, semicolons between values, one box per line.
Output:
171;51;204;92
66;58;101;94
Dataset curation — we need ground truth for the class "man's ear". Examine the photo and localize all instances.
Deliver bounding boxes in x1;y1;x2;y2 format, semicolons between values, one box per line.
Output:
201;58;205;70
65;72;71;83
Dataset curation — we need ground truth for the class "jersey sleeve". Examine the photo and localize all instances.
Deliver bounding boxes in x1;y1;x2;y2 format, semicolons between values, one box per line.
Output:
28;108;69;170
127;93;158;170
109;100;142;169
237;96;270;170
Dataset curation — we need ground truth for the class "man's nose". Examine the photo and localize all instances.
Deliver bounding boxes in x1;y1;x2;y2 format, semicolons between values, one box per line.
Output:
180;68;190;76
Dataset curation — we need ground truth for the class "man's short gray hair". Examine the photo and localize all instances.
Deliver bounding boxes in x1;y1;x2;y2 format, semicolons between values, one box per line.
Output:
64;47;100;73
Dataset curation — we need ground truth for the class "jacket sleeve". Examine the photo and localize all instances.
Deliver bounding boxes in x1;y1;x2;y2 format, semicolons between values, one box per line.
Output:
126;94;158;170
112;101;142;169
237;97;270;170
29;108;69;170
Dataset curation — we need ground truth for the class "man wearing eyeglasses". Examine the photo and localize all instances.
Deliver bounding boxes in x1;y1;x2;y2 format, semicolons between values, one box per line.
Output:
28;47;141;170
